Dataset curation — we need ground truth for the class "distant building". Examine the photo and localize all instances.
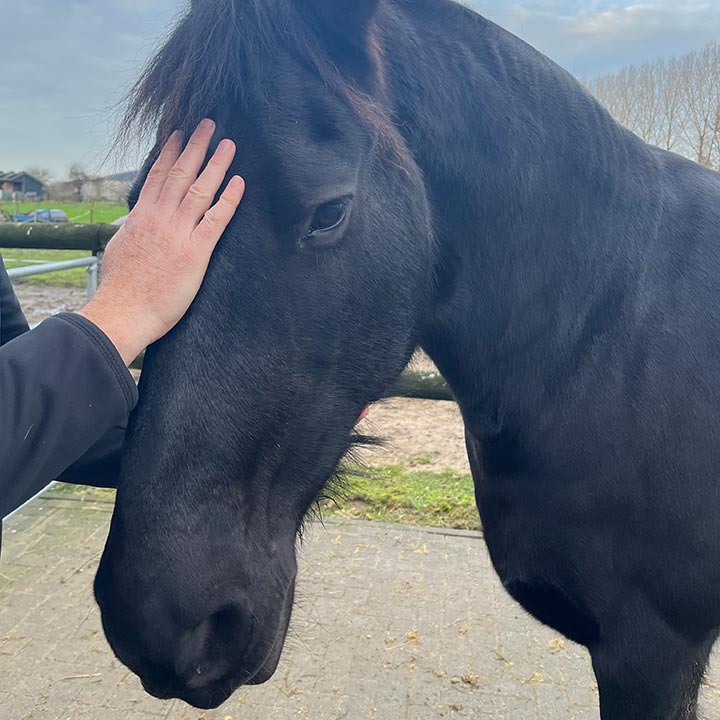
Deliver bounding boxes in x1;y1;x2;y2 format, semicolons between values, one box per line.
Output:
81;175;135;204
0;171;46;201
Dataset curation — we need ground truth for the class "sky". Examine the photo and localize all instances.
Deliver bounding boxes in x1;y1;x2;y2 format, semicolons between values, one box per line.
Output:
1;0;718;178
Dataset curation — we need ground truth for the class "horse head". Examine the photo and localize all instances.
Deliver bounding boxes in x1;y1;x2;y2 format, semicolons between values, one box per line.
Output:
94;0;434;708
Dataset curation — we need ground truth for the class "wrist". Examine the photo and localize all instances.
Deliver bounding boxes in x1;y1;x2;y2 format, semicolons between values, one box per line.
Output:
78;299;149;366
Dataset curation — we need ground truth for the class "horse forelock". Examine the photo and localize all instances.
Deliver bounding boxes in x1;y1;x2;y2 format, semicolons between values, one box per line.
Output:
119;0;410;168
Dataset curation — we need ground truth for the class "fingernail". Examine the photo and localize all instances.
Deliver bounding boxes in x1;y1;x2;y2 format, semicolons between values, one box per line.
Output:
199;118;215;132
218;138;235;154
229;175;244;189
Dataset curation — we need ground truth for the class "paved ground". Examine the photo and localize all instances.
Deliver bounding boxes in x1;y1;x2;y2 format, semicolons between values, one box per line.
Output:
1;492;720;720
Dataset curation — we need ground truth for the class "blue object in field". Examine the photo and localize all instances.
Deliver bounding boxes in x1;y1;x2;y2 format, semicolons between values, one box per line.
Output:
12;209;69;223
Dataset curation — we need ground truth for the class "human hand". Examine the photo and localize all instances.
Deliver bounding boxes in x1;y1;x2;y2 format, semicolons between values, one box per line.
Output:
79;119;244;364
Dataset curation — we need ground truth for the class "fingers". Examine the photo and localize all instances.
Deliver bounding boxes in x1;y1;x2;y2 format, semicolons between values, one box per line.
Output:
158;118;217;211
136;131;183;206
132;118;243;256
174;138;237;229
191;176;245;249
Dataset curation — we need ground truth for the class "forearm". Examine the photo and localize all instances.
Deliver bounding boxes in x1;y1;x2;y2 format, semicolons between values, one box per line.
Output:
0;314;137;519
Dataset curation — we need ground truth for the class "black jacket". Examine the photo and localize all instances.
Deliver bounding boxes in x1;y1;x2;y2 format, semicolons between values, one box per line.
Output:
0;256;137;526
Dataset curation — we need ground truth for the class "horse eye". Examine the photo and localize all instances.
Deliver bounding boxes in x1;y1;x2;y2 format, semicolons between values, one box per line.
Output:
309;201;347;234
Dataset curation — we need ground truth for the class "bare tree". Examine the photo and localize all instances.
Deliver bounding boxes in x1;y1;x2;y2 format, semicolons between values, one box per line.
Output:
25;166;53;186
67;164;89;202
680;42;720;168
587;68;634;128
585;42;720;171
658;57;688;153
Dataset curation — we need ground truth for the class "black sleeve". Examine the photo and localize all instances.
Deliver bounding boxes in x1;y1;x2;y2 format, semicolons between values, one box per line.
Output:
1;259;128;493
0;313;138;520
0;256;30;344
55;425;126;488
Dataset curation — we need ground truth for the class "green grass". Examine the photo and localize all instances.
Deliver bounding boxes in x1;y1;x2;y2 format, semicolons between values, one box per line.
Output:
1;202;127;287
49;484;116;501
1;248;91;287
0;200;127;225
321;464;479;530
48;465;480;531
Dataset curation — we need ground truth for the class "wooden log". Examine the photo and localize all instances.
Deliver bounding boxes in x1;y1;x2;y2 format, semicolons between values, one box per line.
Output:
0;222;453;404
0;223;118;251
130;353;454;401
130;352;145;371
388;369;454;401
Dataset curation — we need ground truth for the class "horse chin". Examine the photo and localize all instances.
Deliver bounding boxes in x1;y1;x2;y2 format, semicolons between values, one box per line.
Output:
247;665;276;685
245;627;287;686
246;578;295;686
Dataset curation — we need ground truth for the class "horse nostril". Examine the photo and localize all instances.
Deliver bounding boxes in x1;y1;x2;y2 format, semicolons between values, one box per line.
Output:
175;601;254;690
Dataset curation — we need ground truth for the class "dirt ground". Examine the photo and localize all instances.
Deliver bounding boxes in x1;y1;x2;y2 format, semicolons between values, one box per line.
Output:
12;283;87;326
12;283;471;474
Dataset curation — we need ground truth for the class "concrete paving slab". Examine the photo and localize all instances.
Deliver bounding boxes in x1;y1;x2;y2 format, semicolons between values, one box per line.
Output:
1;492;719;719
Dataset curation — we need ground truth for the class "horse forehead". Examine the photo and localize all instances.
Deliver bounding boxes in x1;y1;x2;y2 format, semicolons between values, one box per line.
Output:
231;110;366;193
228;93;353;154
222;56;369;165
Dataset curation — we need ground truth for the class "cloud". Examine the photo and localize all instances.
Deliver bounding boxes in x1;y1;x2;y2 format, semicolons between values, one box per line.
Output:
1;1;718;176
471;1;720;76
0;0;180;177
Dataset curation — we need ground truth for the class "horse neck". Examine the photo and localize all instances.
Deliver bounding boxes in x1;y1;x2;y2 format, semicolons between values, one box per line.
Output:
382;0;662;433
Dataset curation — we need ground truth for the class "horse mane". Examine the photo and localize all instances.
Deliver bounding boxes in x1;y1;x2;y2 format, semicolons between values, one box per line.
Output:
120;0;407;163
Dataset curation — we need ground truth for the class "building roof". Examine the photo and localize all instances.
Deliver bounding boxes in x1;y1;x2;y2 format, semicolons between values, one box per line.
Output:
0;171;45;187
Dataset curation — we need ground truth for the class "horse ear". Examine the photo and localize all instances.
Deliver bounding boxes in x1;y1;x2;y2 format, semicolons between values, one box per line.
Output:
304;0;382;91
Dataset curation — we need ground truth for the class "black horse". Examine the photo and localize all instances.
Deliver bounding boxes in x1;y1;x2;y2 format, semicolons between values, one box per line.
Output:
93;0;720;716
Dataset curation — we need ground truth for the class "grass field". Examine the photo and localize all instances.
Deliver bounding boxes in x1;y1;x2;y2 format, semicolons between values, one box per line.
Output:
50;464;480;531
322;464;478;529
1;202;127;287
0;200;127;225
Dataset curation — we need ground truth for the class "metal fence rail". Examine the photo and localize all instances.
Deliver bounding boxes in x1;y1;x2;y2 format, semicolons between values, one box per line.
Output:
6;256;101;299
0;222;115;299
